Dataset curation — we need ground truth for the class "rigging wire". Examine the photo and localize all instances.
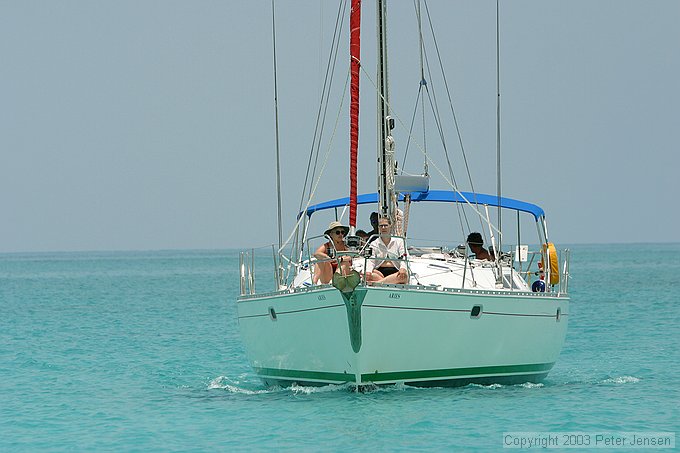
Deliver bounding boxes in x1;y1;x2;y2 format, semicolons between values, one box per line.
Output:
401;84;422;174
301;0;347;205
279;69;352;256
357;63;503;238
402;0;428;177
407;0;472;240
293;0;348;257
421;0;488;234
420;68;470;237
282;1;504;270
416;0;428;176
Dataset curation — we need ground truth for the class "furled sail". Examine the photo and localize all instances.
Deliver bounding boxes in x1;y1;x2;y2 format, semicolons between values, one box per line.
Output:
349;0;361;229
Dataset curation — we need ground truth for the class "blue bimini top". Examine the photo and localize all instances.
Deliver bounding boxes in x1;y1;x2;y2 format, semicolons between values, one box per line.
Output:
302;190;545;221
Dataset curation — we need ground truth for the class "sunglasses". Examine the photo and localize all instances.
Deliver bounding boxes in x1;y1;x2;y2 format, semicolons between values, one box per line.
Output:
332;230;344;236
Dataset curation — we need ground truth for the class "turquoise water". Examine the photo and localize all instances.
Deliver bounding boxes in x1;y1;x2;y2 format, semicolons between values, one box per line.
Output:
1;244;678;451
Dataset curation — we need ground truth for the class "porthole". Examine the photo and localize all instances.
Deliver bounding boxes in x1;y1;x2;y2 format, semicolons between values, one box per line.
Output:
470;304;483;319
268;306;278;321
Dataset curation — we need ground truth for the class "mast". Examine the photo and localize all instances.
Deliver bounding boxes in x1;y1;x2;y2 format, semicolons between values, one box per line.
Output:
272;0;283;251
376;0;395;222
495;0;502;252
349;0;361;232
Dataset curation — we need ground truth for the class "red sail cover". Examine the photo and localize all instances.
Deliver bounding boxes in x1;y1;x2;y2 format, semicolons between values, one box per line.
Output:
349;0;361;228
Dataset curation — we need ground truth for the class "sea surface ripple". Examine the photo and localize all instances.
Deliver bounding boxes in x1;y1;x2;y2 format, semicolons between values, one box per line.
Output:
1;245;678;451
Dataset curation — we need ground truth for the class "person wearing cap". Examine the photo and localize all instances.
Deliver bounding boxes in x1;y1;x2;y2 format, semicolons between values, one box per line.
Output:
355;229;369;246
366;212;379;243
466;232;491;261
365;216;408;284
313;221;349;284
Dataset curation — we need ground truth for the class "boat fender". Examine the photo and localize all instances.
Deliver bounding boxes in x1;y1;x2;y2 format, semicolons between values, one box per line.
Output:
532;280;546;292
541;243;560;285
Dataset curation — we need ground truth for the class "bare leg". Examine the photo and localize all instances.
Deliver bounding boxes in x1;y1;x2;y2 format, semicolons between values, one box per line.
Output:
365;269;385;282
314;262;333;284
337;256;352;276
380;271;408;284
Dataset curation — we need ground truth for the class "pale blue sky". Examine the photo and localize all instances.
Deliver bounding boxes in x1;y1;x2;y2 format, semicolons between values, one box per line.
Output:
1;1;678;253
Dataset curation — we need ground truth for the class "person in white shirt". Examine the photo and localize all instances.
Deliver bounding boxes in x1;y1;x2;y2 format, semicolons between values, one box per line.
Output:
365;216;408;284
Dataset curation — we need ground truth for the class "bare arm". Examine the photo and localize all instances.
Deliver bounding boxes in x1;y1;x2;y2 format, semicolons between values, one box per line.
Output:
313;243;330;261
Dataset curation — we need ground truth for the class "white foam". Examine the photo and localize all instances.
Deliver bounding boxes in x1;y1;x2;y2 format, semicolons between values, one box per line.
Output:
469;383;503;389
208;376;359;395
354;382;410;393
289;382;354;394
602;375;640;384
208;376;271;394
519;382;545;389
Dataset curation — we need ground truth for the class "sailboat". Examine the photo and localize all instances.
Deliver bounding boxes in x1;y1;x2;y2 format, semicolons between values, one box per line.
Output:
237;1;570;388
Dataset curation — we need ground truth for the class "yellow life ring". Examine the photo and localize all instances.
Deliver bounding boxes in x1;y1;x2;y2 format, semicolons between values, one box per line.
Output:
541;243;560;285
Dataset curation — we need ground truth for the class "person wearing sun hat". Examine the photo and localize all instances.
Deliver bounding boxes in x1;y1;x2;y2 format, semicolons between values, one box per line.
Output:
313;221;350;284
323;221;349;238
466;232;491;261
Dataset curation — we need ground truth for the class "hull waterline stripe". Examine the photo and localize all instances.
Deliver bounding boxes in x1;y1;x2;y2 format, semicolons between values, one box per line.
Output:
255;367;357;383
362;362;555;383
254;363;554;385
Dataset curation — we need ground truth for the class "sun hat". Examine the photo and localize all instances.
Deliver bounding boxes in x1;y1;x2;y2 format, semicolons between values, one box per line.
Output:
324;221;350;237
466;232;484;246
